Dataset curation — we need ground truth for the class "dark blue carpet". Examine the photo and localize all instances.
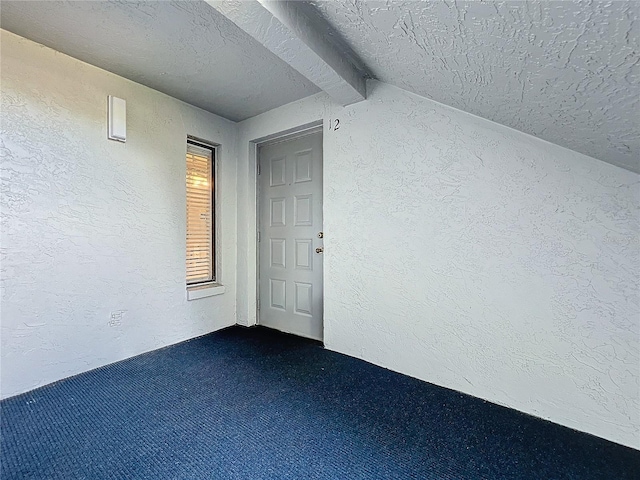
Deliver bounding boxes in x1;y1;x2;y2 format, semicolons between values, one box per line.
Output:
1;326;638;479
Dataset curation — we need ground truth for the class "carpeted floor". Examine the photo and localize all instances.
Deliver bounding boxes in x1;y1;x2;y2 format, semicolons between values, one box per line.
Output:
1;326;638;479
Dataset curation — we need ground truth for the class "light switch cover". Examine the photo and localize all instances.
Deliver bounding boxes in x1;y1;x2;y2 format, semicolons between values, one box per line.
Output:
108;96;126;142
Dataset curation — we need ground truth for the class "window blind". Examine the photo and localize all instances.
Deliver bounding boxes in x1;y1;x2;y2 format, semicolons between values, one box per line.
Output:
186;142;214;284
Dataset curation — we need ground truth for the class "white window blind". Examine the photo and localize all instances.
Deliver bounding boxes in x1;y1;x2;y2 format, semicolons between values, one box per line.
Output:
186;141;214;285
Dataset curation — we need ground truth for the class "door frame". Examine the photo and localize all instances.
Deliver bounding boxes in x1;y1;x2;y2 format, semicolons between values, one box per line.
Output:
254;122;324;337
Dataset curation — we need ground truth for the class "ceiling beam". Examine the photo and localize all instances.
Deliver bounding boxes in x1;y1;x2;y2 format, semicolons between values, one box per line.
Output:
205;0;366;106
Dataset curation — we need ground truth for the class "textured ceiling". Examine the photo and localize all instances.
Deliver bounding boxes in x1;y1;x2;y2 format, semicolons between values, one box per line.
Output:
311;0;640;172
0;1;320;122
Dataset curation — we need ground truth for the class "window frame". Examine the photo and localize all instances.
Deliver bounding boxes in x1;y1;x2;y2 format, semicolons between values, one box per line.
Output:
186;136;217;287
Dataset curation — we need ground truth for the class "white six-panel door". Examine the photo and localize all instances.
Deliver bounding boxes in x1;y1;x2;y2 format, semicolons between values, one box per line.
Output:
258;130;323;341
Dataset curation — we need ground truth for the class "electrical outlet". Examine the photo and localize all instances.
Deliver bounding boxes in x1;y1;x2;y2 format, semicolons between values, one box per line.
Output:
108;310;125;327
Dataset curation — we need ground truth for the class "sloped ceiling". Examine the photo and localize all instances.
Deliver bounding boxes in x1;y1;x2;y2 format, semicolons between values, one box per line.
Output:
311;0;640;173
0;1;320;122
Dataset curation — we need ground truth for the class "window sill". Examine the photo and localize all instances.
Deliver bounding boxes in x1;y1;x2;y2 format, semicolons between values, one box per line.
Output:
187;283;225;301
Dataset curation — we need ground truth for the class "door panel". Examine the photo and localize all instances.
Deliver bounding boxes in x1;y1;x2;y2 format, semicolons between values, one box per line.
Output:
258;131;323;341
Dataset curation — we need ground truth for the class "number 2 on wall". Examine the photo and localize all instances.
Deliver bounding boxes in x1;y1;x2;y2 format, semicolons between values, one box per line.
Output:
328;118;340;131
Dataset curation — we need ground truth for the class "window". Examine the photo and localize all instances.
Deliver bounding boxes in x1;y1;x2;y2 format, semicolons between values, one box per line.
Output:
186;138;215;285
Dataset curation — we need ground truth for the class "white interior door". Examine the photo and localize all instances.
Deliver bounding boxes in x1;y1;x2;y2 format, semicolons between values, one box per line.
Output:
258;130;323;341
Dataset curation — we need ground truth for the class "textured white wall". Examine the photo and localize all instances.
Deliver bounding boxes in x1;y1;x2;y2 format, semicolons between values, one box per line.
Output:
0;31;238;399
237;80;640;449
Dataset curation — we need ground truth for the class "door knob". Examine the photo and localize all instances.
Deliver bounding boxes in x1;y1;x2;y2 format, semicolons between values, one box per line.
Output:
315;247;324;254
